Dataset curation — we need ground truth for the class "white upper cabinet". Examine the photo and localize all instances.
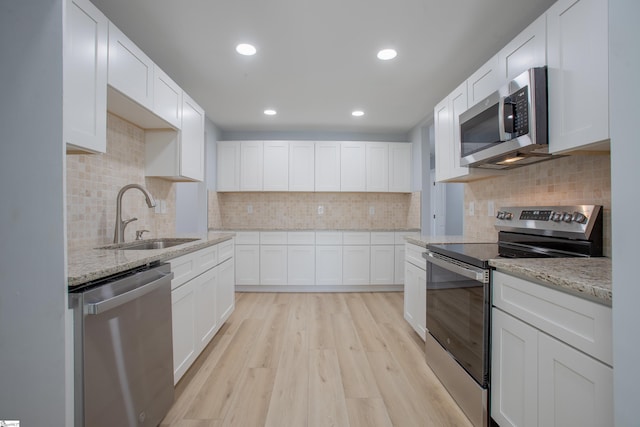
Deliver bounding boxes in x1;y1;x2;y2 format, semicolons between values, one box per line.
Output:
217;141;240;191
263;141;289;191
388;143;412;192
240;141;264;191
434;96;452;183
499;14;547;82
107;22;154;110
547;0;609;153
315;142;341;192
153;66;182;129
289;141;315;191
179;93;205;181
144;93;205;181
366;143;389;192
467;54;500;107
64;0;108;154
340;142;366;191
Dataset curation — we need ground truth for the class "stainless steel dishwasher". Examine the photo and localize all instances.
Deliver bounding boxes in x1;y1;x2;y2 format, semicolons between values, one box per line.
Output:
69;262;174;427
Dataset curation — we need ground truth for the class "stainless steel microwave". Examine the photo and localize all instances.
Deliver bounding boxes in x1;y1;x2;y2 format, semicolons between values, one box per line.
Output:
459;67;551;169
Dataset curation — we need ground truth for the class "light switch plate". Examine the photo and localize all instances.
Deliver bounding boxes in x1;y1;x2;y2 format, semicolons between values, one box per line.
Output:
469;201;475;216
317;205;324;215
488;201;495;217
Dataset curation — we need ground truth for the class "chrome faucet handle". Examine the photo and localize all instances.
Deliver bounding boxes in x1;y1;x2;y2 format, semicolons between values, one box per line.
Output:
135;229;150;240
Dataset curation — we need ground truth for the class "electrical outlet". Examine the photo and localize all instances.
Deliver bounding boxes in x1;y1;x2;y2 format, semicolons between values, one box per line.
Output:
155;201;162;214
488;201;495;217
469;201;475;216
160;199;167;214
317;205;324;215
247;204;253;214
369;206;375;216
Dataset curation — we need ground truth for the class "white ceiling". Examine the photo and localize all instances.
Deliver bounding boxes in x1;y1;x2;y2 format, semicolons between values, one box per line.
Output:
90;0;556;136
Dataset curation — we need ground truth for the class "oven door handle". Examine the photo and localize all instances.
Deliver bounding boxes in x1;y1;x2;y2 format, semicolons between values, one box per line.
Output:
425;252;488;283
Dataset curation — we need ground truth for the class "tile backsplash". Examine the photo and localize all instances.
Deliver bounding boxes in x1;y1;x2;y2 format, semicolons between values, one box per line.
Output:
66;114;176;251
464;154;611;255
208;191;421;230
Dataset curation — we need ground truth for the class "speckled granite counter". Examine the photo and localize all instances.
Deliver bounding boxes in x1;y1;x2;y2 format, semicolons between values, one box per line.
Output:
490;257;612;305
212;228;422;232
404;235;493;247
68;232;235;288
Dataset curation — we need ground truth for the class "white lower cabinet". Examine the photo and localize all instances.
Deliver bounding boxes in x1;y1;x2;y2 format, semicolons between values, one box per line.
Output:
170;240;235;384
343;245;370;285
171;276;197;384
260;245;287;285
235;244;260;285
394;244;405;284
315;245;342;286
288;245;315;285
370;245;395;285
403;259;426;340
491;271;613;427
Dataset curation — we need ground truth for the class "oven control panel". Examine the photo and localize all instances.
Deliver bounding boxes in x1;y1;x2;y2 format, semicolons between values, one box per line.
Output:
495;205;602;240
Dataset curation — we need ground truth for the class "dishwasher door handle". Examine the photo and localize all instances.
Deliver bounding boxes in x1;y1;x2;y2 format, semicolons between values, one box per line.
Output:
85;271;173;315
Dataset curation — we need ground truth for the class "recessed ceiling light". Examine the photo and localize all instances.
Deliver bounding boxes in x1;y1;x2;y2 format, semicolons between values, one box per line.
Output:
264;109;277;116
352;110;365;117
377;48;397;60
236;43;257;56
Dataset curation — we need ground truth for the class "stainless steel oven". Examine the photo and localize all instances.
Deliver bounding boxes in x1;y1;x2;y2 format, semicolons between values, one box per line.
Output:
423;205;603;427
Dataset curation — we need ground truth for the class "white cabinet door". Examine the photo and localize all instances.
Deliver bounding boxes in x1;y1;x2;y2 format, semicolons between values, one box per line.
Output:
288;245;315;285
491;309;539;427
315;142;341;191
289;141;315;191
217;141;240;191
394;245;405;284
547;0;609;153
342;245;370;285
263;141;289;191
499;14;547;82
171;279;197;384
340;142;366;192
235;245;259;285
538;333;613;427
449;81;471;179
179;93;205;181
467;53;500;106
153;66;182;129
260;245;287;285
366;142;389;192
194;266;218;352
216;258;235;324
388;144;412;192
404;261;426;340
434;96;452;183
370;245;395;285
240;141;264;191
316;246;343;285
107;22;154;110
64;0;108;154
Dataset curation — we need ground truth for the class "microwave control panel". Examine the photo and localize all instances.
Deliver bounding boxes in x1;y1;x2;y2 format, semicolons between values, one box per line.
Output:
505;86;529;137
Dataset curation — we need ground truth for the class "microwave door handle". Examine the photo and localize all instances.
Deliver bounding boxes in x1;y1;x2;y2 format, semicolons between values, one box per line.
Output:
498;97;508;141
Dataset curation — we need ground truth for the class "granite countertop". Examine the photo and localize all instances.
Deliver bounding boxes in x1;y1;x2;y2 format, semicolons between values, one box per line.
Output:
490;257;612;305
212;228;422;232
68;232;235;288
404;235;492;247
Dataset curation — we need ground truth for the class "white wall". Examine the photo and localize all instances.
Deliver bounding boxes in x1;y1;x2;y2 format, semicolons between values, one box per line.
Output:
0;1;69;425
610;0;640;425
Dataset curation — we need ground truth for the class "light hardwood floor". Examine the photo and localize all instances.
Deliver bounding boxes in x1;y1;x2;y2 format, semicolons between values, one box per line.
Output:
161;292;473;427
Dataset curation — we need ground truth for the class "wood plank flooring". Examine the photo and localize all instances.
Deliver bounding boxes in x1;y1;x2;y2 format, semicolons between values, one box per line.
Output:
161;292;472;427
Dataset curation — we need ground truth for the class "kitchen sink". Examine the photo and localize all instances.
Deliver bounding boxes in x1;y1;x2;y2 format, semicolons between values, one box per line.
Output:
99;238;201;250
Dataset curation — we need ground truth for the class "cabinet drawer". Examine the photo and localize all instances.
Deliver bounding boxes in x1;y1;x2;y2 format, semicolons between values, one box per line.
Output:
195;245;218;272
371;232;395;245
316;232;343;245
405;243;426;270
493;271;612;365
287;231;315;245
260;231;287;245
218;239;234;262
169;251;198;290
343;232;370;245
234;231;260;245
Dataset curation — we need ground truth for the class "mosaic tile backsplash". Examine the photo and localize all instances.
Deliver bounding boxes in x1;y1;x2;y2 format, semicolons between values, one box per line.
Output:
208;191;421;230
464;154;611;255
66;114;176;251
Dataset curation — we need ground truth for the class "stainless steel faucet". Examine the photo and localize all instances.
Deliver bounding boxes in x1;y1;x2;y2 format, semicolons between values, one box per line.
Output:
113;184;156;243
